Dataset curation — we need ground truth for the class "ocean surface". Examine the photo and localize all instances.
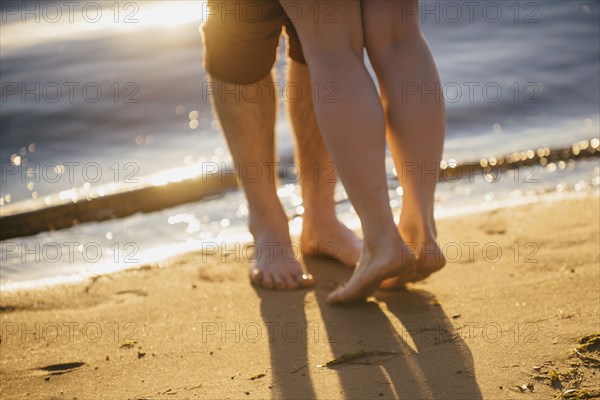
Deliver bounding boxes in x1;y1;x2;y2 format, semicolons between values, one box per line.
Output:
1;0;599;288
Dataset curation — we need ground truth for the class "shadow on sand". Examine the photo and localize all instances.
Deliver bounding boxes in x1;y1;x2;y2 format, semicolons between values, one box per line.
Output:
257;257;482;399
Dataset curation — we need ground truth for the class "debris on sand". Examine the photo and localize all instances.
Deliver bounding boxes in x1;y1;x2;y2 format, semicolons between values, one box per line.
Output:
527;382;535;392
532;367;580;390
515;383;535;393
574;334;600;367
483;227;506;235
120;339;138;349
319;350;396;368
539;369;561;387
116;289;148;297
531;335;600;398
290;365;307;374
561;389;600;399
249;373;265;380
39;362;86;373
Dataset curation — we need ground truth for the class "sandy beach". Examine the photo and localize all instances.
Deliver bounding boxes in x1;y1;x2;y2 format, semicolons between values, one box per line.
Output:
1;195;599;399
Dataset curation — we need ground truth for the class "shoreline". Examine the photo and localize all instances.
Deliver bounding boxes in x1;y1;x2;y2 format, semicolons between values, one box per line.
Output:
2;190;598;293
1;195;599;399
1;138;597;240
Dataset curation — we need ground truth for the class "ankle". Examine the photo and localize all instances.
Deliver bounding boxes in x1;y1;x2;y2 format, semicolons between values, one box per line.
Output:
248;212;290;241
398;220;437;244
301;211;338;236
362;222;400;250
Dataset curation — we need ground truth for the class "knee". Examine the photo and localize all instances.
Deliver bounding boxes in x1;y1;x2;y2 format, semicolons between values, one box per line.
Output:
365;21;421;67
306;50;362;77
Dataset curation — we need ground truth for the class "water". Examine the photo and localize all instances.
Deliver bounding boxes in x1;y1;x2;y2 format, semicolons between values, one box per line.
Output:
1;1;599;288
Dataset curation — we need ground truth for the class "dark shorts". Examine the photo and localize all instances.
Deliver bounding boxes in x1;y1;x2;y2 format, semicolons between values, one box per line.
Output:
202;1;306;84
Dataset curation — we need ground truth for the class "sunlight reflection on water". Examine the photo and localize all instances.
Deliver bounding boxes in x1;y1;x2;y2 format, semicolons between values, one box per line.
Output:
1;1;205;50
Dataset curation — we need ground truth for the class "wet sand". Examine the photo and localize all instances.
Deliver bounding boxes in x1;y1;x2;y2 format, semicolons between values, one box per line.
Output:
1;195;599;399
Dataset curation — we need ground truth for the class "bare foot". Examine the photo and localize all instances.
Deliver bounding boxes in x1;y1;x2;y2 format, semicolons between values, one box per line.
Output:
380;236;446;289
249;233;314;290
327;234;416;304
301;219;362;267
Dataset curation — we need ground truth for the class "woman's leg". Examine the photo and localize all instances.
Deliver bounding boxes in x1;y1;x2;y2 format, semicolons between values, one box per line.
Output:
287;59;362;268
279;0;416;303
362;0;446;286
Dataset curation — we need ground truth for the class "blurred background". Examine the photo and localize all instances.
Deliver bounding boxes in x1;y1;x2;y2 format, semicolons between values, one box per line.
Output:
1;0;599;288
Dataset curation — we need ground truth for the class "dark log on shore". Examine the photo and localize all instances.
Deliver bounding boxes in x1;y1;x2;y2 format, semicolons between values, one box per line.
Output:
1;138;598;240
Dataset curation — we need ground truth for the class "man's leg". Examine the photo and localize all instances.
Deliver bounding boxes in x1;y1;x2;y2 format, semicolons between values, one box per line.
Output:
210;73;314;290
280;0;416;303
362;0;446;286
287;59;362;268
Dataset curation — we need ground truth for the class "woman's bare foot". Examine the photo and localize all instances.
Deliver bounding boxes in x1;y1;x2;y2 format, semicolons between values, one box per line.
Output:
327;233;416;304
380;226;446;289
301;218;362;268
249;232;314;290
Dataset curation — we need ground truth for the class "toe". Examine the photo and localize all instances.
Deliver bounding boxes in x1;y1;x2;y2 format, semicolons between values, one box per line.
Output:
380;277;406;290
273;275;286;290
249;267;263;286
261;272;275;290
282;274;299;290
296;273;315;288
327;284;347;304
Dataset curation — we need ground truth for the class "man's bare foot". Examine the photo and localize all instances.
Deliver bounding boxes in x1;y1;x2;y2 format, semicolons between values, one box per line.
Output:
380;232;446;289
249;233;314;290
301;219;362;268
327;234;416;304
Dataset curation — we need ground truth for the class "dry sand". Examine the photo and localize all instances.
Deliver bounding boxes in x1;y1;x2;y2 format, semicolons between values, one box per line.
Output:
1;195;599;399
